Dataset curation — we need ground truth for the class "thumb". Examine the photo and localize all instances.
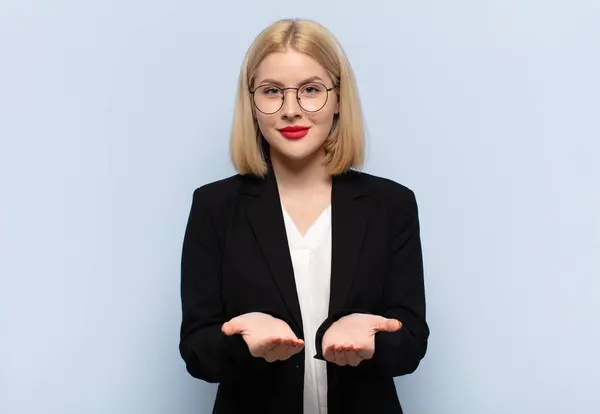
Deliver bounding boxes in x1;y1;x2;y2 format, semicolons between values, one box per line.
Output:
222;320;243;336
373;317;402;333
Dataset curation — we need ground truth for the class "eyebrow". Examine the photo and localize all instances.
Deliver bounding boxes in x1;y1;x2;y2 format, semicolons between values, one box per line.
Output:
255;76;325;87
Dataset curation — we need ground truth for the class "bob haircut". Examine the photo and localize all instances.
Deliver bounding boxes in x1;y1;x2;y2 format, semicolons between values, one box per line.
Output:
229;18;365;177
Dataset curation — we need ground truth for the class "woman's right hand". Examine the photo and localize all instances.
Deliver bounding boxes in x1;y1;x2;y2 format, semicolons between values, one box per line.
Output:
222;312;304;362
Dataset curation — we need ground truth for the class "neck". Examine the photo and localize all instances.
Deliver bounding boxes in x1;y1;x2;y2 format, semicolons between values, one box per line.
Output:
269;149;331;191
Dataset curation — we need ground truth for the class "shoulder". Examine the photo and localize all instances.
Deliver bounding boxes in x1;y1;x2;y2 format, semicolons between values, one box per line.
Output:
351;170;418;214
189;174;245;214
193;174;243;198
350;170;421;235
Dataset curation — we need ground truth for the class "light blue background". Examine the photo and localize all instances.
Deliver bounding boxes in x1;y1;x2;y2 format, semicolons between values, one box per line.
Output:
1;1;598;413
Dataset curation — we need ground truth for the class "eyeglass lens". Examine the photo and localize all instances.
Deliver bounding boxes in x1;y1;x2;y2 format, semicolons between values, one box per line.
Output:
252;82;330;114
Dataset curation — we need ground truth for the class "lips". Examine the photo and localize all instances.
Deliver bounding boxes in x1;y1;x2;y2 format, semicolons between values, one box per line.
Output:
278;126;310;139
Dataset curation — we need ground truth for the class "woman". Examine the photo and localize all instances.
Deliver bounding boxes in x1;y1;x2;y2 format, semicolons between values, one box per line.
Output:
179;18;429;414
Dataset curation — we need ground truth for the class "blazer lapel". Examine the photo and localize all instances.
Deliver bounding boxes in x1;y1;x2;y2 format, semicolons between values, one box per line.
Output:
242;171;304;336
241;170;371;334
329;171;371;316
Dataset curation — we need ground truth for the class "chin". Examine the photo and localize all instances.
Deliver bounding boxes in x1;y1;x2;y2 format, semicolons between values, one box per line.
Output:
271;143;325;163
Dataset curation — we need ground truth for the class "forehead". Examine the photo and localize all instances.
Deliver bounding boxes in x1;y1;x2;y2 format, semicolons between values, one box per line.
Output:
254;50;329;85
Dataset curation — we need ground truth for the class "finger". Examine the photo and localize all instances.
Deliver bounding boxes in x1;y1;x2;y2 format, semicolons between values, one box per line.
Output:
264;348;282;362
288;336;305;354
268;337;283;353
345;348;363;367
285;339;304;357
323;345;336;363
262;337;283;362
281;341;302;361
281;336;304;351
356;347;374;360
341;344;361;367
268;338;296;362
278;345;294;361
221;321;242;336
270;337;295;357
373;317;402;333
275;338;295;361
334;345;348;366
248;337;271;358
280;337;296;347
264;351;279;362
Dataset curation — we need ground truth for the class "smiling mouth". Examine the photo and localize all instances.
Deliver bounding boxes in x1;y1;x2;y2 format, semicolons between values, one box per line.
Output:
278;126;310;139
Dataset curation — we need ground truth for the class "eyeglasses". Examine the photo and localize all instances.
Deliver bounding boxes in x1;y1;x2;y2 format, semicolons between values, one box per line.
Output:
249;82;337;115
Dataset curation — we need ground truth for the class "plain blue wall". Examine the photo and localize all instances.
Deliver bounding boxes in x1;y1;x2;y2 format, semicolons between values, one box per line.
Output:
1;1;598;413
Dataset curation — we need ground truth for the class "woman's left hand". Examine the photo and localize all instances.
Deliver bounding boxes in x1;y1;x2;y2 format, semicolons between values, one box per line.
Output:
321;313;402;366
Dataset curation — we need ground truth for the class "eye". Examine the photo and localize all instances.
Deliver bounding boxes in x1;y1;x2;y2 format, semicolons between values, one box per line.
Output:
257;86;282;97
300;83;325;96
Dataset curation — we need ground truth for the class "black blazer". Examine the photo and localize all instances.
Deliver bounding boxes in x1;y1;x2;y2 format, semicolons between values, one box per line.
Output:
179;169;429;414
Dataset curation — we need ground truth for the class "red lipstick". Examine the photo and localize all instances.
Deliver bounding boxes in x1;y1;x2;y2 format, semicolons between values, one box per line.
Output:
278;125;310;139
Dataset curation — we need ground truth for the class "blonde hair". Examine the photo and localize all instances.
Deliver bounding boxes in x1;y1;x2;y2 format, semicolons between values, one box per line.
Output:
229;18;365;176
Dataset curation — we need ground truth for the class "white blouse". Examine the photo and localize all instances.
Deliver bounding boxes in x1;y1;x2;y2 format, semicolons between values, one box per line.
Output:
281;204;332;414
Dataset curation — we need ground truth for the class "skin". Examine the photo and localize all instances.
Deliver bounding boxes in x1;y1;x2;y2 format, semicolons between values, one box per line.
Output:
222;49;401;366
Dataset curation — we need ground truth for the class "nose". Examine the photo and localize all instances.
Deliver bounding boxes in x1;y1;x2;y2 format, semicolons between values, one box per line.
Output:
280;89;302;119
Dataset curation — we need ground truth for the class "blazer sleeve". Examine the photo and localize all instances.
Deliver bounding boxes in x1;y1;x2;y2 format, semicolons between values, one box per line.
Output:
314;189;430;378
179;187;270;383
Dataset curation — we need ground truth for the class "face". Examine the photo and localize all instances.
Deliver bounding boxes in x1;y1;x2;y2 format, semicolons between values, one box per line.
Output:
252;49;339;165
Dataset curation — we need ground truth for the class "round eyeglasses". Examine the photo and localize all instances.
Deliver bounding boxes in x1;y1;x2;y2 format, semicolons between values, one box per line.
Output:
249;82;337;115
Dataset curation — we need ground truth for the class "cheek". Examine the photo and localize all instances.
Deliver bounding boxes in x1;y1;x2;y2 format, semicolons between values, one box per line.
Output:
314;98;339;125
310;110;336;129
255;114;275;136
